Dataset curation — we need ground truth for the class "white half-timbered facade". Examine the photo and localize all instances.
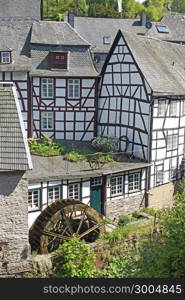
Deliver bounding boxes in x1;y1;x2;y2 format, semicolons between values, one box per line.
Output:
30;21;98;141
0;19;98;141
98;30;185;193
26;155;149;226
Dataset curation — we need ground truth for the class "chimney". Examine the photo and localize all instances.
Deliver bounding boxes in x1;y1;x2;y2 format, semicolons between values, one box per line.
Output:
68;12;75;28
140;12;147;26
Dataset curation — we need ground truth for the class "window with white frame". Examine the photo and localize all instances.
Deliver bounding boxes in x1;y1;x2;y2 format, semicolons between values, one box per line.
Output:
68;183;80;200
169;101;177;117
156;171;164;184
158;100;166;116
68;79;80;99
28;189;40;211
128;172;140;192
91;177;102;187
41;78;54;98
111;176;123;196
167;134;178;150
0;51;11;63
48;186;60;204
169;167;177;180
183;101;185;115
41;111;54;130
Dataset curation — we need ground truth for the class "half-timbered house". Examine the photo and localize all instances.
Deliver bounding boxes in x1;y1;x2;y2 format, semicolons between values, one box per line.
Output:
65;13;148;72
26;152;150;226
30;21;98;141
98;30;185;209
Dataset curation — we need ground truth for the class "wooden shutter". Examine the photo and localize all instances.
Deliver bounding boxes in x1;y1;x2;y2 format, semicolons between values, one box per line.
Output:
51;52;68;69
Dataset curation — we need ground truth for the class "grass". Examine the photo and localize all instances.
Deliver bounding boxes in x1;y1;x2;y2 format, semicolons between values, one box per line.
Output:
28;136;114;164
99;220;154;245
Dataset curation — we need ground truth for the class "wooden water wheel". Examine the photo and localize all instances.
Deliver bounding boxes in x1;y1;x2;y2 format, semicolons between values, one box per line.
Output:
29;199;105;254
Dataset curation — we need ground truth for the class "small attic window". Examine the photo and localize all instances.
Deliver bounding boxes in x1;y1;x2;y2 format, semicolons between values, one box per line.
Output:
0;51;11;64
51;52;68;69
103;36;111;44
156;25;169;33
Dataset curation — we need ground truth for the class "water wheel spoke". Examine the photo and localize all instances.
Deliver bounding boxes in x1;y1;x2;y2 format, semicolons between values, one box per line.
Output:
61;225;71;237
76;208;88;235
42;230;70;241
61;210;74;235
78;223;102;239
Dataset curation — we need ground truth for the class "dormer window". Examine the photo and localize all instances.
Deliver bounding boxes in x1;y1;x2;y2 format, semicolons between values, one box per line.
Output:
51;52;68;69
0;51;11;64
103;36;111;44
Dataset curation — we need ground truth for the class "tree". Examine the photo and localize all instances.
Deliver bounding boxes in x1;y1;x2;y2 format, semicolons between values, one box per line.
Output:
171;0;185;13
53;237;98;278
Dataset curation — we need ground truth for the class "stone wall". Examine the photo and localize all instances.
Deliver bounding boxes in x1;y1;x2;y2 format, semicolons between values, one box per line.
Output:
0;171;31;276
147;182;176;210
105;193;146;221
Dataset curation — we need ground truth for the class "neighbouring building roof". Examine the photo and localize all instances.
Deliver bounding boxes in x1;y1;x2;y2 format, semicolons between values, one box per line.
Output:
0;0;41;20
146;14;185;43
30;21;98;77
25;155;150;183
0;20;32;72
0;86;32;171
117;31;185;96
31;21;90;46
66;16;147;53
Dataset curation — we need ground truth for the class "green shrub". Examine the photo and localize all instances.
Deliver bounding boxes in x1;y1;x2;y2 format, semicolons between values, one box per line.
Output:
64;149;93;162
142;207;157;217
54;237;98;278
132;207;158;219
64;150;84;162
118;215;137;226
132;210;141;219
91;136;119;153
102;255;139;278
28;136;66;156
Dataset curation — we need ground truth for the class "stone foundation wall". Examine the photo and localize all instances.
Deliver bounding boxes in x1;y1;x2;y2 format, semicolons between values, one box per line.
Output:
105;193;146;221
0;171;31;276
147;182;177;210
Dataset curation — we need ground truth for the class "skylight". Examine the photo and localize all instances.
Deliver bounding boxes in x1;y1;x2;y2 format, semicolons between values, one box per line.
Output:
156;25;169;33
103;36;111;44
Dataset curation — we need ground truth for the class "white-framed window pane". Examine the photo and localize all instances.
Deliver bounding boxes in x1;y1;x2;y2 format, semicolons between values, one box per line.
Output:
91;177;102;187
41;78;54;98
111;176;123;196
1;52;11;63
167;135;178;150
28;189;40;211
128;173;140;192
68;183;80;200
41;112;54;130
183;101;185;115
169;101;177;116
158;101;166;116
156;171;164;184
68;79;80;99
48;186;60;204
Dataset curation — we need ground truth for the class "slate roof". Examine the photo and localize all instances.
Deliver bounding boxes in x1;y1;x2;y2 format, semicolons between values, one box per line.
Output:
119;31;185;96
68;16;147;53
0;20;32;72
146;14;185;43
0;0;41;20
30;21;98;77
31;21;90;46
0;86;32;171
25;155;150;183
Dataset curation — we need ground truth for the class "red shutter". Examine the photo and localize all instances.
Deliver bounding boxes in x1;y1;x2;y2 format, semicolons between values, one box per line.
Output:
52;52;67;69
